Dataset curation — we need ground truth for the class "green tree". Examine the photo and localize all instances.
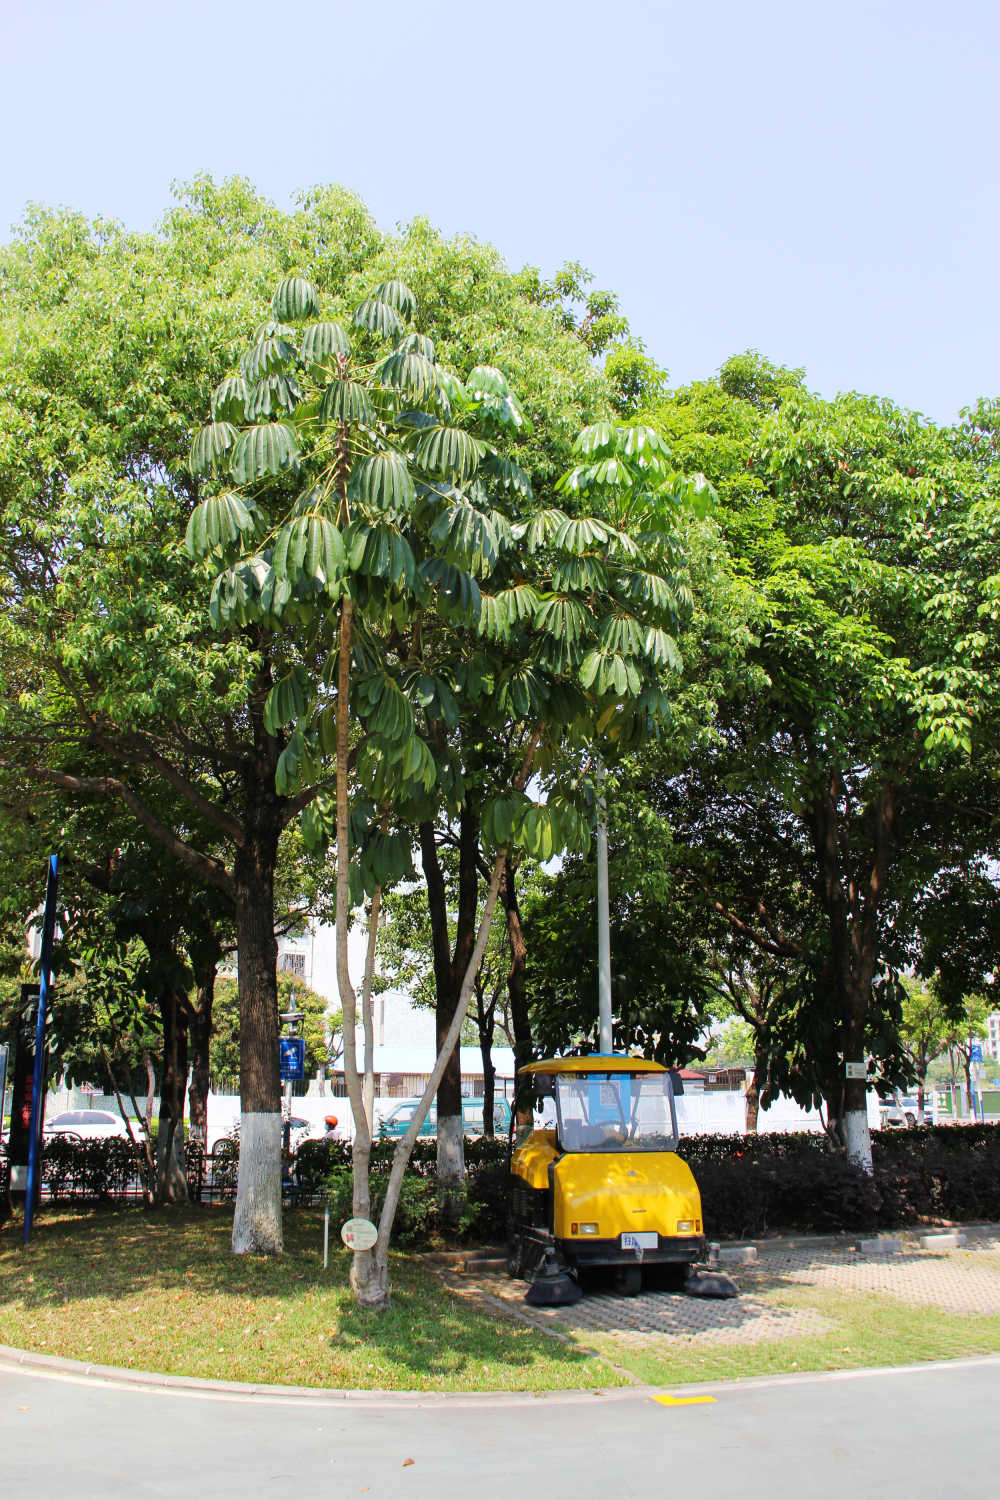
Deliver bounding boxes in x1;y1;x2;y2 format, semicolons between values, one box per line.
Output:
897;976;953;1122
188;241;696;1304
642;363;1000;1170
0;180;610;1256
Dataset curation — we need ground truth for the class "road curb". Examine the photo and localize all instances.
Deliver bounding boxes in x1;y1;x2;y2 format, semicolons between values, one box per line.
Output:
0;1340;652;1406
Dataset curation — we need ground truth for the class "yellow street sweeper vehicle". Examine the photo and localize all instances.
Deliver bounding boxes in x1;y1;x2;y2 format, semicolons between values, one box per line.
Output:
507;1055;707;1300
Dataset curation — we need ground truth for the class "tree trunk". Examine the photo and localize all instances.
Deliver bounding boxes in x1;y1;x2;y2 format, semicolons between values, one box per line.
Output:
805;771;894;1177
188;962;215;1150
478;988;497;1139
841;982;872;1171
745;1047;763;1133
500;855;532;1127
231;810;283;1255
156;987;189;1205
421;808;481;1201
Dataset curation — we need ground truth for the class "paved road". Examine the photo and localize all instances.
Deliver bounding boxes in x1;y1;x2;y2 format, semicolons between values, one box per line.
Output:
3;1355;999;1497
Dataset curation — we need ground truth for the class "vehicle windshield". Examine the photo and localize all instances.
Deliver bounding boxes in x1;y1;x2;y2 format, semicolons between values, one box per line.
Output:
554;1072;678;1152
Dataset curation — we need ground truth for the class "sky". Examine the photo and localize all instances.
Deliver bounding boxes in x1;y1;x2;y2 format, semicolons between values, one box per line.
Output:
3;0;998;423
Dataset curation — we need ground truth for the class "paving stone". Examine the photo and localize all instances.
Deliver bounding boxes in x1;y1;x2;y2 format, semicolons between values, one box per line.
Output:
435;1229;1000;1357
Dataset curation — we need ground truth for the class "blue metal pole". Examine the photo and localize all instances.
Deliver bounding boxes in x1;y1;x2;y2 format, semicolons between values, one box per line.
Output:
23;854;59;1247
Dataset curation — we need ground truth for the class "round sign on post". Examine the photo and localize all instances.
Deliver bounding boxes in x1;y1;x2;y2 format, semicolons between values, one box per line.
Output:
341;1217;378;1251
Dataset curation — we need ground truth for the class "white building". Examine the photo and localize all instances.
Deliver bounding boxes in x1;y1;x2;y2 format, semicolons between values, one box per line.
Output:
987;1010;1000;1062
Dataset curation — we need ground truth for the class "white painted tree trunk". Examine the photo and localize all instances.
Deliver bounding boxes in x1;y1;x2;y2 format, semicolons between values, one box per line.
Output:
437;1114;465;1187
843;1108;874;1175
232;1112;283;1253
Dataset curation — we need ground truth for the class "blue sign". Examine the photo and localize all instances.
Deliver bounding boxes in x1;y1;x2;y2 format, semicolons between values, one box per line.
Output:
970;1044;984;1064
279;1037;306;1080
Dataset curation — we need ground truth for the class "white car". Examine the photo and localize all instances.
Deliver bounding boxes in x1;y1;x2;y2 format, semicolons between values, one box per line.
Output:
45;1109;132;1141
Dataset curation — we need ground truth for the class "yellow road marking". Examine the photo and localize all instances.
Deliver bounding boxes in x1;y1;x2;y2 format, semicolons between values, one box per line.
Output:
654;1393;716;1407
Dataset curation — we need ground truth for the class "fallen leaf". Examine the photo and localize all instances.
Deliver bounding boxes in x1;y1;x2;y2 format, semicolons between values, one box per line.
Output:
403;1458;415;1467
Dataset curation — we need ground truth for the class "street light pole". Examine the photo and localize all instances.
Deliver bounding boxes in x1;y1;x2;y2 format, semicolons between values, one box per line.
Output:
596;774;613;1055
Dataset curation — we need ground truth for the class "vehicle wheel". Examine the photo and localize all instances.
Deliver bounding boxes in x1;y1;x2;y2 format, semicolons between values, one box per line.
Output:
614;1265;642;1297
506;1232;524;1280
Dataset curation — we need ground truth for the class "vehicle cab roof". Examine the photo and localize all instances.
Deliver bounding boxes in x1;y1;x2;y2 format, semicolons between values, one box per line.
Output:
518;1055;667;1077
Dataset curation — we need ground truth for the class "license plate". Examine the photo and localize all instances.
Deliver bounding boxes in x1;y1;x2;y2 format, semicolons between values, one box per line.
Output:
620;1231;657;1250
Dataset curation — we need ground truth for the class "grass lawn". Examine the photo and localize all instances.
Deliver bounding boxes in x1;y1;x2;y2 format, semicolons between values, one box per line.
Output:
4;1207;999;1393
0;1204;624;1392
588;1277;1000;1387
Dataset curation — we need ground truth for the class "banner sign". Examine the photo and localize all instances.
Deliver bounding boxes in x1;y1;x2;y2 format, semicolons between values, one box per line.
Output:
279;1037;306;1081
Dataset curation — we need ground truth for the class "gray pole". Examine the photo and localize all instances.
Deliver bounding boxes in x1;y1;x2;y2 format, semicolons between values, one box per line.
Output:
596;780;613;1055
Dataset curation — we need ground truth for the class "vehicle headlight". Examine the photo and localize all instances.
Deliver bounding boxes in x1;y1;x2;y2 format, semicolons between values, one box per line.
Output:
571;1222;600;1235
677;1220;696;1233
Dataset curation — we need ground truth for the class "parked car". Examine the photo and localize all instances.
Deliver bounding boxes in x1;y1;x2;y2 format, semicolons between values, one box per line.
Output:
878;1093;919;1128
379;1096;511;1140
44;1109;131;1141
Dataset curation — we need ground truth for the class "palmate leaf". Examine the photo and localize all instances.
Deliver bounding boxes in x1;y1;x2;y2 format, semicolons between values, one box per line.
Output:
211;377;248;423
190;421;237;474
373;350;439;401
366;674;414;743
573;421;619;458
599;612;645;656
348;452;416;511
344;519;417;588
414;425;484;480
435;368;468;413
603;527;642;560
275;726;320;797
264;665;310;734
551;555;609;592
184;492;257;557
320;379;375;426
466;366;528;429
272;276;320;321
535;632;583;674
519;507;568;552
477;582;542;640
552;516;610;553
372;279;417;319
245;372;304;420
300;320;352;369
497;664;548;719
396;409;438;432
399;669;460;729
643;626;682;670
230;423;299;483
354;298;403;340
419;557;482;621
618;568;676;610
580;648;642;697
622;424;672;461
272;515;346;586
479;452;531;496
466;365;511;397
241;336;296;380
534;595;592;646
208;553;271;628
428;501;501;576
396;330;434;360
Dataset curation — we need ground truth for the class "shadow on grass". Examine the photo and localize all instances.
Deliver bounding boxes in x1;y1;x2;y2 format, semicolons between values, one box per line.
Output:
0;1204;591;1382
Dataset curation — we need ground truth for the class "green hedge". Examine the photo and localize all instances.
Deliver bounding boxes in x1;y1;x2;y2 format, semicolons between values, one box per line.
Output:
13;1126;999;1243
